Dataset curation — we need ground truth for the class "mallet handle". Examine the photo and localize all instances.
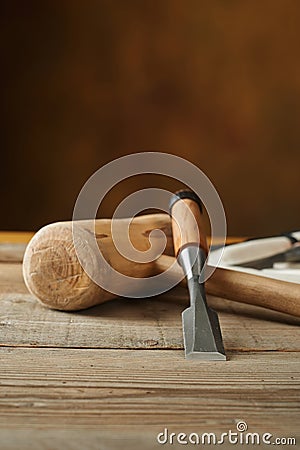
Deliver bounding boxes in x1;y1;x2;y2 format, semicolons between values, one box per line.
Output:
155;255;300;318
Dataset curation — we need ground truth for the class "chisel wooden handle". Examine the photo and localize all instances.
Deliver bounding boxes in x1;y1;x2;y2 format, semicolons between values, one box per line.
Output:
169;190;208;256
166;189;300;318
23;214;173;311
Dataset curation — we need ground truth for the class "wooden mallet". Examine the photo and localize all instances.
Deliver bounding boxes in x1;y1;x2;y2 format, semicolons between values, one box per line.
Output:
23;214;300;317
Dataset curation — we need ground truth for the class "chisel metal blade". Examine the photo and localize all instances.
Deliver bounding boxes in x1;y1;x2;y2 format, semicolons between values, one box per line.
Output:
182;279;226;360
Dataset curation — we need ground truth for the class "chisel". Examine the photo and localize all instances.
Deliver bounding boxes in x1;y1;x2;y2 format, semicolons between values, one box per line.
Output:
169;190;226;360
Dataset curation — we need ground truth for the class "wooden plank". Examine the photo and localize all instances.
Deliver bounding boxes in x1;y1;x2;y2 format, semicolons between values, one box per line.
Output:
0;241;299;450
0;232;34;244
0;264;27;294
0;429;165;450
1;290;300;351
0;243;27;263
0;263;299;351
0;348;299;435
0;427;296;450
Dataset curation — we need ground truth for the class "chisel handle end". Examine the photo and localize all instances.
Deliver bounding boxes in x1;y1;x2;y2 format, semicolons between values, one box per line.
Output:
169;190;208;257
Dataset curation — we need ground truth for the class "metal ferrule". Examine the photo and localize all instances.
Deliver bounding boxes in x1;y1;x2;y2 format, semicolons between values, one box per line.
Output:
177;245;206;281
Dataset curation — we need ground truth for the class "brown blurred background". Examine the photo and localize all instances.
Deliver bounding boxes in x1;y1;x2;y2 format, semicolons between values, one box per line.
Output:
1;0;300;235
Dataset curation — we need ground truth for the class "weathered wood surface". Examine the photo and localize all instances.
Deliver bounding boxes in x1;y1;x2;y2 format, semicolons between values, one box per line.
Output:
0;243;27;263
1;262;299;350
0;242;299;450
0;349;299;428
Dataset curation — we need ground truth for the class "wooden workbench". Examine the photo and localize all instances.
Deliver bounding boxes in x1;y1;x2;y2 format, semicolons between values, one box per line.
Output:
0;233;299;449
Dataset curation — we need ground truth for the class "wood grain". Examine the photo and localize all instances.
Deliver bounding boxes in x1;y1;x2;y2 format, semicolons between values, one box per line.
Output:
22;214;173;311
170;197;208;256
1;262;300;351
0;241;299;450
0;243;27;263
0;349;299;434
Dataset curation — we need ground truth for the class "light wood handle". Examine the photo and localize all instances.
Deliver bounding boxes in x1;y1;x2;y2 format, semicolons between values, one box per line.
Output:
155;255;300;317
208;266;300;317
169;190;208;256
23;212;300;317
23;214;173;311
